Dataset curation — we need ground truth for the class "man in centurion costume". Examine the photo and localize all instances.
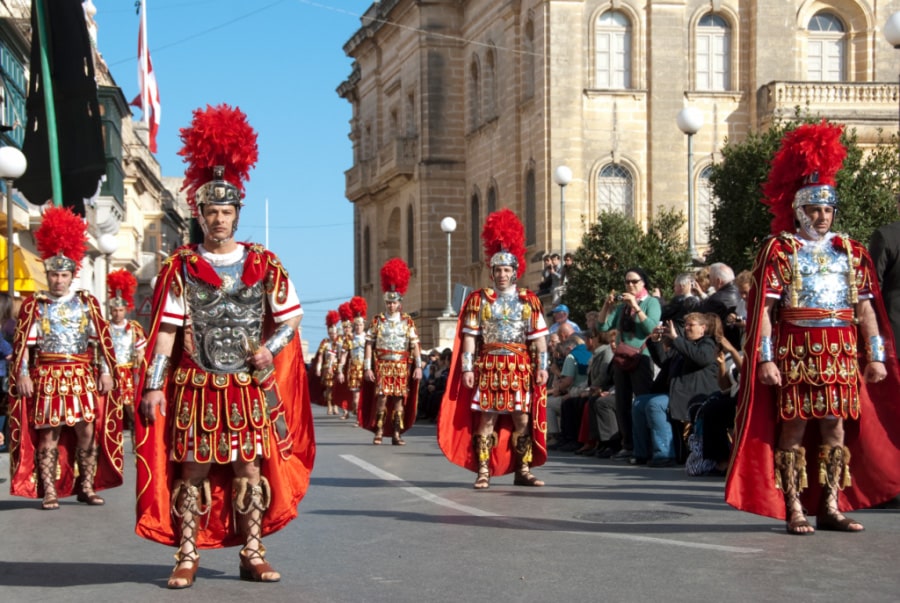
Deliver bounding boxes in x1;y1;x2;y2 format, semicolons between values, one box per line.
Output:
8;206;120;510
726;121;900;534
136;104;315;588
361;258;422;445
315;309;342;416
438;209;550;489
337;296;367;423
106;268;146;442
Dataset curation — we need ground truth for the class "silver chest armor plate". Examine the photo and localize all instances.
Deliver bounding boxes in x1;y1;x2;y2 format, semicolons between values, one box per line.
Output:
349;333;366;362
36;296;91;354
481;292;528;349
372;315;411;360
185;259;265;373
784;239;853;327
110;323;136;365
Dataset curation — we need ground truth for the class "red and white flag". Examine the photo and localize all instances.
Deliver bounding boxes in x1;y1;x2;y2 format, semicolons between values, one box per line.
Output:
130;0;160;153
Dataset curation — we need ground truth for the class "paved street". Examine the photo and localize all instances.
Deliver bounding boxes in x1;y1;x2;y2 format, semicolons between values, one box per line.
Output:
1;406;899;602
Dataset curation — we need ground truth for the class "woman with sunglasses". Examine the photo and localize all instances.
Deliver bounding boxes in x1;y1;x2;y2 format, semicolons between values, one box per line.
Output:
597;268;661;460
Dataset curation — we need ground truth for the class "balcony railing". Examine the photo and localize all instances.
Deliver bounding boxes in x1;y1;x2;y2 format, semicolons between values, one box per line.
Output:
377;136;416;182
758;81;898;127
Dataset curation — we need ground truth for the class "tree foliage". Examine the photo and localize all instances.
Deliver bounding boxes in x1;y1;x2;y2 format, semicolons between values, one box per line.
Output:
706;116;899;272
563;209;690;326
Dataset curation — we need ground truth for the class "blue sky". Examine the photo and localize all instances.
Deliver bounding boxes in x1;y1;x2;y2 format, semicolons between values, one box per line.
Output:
94;0;373;345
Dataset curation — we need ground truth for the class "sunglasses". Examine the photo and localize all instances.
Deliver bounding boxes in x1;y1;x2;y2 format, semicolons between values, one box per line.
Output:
625;278;642;284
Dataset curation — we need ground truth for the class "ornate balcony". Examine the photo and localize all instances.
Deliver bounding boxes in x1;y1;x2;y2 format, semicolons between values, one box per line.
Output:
377;136;417;185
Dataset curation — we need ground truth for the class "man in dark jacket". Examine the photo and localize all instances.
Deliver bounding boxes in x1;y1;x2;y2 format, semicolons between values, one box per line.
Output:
699;263;742;349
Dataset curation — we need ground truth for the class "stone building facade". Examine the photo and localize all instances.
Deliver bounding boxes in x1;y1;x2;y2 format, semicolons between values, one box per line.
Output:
339;0;900;348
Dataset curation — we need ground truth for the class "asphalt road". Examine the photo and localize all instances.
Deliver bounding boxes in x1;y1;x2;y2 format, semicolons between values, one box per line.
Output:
1;407;899;602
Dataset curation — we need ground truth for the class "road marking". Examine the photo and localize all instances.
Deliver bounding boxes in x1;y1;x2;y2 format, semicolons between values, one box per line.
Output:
341;454;762;554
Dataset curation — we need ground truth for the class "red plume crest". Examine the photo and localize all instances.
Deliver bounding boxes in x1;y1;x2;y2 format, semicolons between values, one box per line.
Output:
325;310;341;328
380;258;410;295
35;206;87;269
338;302;353;322
349;295;368;319
481;208;527;278
762;120;846;235
178;103;259;216
107;269;137;310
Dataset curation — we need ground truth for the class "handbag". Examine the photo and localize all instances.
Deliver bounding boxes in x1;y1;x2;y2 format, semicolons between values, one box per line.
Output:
612;341;647;372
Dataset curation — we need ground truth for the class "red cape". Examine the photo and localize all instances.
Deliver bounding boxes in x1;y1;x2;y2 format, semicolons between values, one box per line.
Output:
8;291;122;499
134;243;316;548
725;235;900;519
437;290;548;476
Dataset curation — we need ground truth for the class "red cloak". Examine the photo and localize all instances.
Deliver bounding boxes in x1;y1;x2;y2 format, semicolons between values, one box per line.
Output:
134;243;316;548
437;289;548;476
725;234;900;519
8;291;122;499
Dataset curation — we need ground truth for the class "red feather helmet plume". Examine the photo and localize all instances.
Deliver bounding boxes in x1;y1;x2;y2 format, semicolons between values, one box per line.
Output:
338;301;353;325
35;206;88;274
349;295;368;324
178;103;259;218
325;309;341;335
107;268;137;310
762;120;846;235
481;208;526;279
380;258;410;303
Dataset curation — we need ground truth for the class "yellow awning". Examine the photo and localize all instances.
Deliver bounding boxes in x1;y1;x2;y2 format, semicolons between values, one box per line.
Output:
0;236;48;294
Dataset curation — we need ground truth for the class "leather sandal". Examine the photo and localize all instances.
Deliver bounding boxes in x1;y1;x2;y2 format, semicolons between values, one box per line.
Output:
513;471;545;487
474;471;490;490
76;491;105;506
817;513;864;532
786;514;815;535
167;551;199;589
239;546;281;582
41;495;59;511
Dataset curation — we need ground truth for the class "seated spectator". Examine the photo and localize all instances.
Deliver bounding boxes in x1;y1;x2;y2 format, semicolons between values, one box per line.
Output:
692;266;712;299
698;262;742;349
659;272;700;331
571;329;617;456
545;334;589;448
548;304;581;335
631;312;719;467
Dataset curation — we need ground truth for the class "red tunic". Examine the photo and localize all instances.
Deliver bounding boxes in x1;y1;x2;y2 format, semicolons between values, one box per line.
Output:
134;243;316;548
725;234;900;519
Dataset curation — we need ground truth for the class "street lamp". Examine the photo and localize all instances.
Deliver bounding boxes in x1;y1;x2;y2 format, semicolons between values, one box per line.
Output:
677;107;704;260
884;12;900;162
97;232;119;314
0;146;27;298
440;216;457;316
553;165;572;258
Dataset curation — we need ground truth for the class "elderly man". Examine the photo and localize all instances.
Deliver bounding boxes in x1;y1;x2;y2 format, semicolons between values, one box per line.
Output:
548;304;581;335
699;262;741;349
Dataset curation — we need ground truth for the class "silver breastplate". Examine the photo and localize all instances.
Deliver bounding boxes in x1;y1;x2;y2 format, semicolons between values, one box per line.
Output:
350;333;366;361
110;323;136;365
783;240;853;326
372;315;411;358
185;259;265;372
36;296;91;354
481;292;527;348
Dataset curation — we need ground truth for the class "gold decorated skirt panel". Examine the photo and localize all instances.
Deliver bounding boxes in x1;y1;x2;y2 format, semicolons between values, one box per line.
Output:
30;356;98;428
115;365;136;406
375;357;410;397
320;370;335;388
169;366;271;464
473;345;533;414
348;361;364;390
775;323;859;420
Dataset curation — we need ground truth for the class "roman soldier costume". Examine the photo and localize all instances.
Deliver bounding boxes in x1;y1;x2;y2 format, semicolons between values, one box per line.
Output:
438;208;549;488
106;269;146;432
8;206;120;509
726;121;900;528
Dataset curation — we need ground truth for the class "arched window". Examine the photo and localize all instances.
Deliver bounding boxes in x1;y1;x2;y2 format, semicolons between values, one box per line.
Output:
523;19;536;99
363;225;371;284
697;166;717;247
696;14;731;91
597;163;634;217
487;183;497;214
595;10;631;89
807;12;845;82
484;48;497;120
524;166;537;245
470;192;481;263
469;56;481;130
406;204;415;268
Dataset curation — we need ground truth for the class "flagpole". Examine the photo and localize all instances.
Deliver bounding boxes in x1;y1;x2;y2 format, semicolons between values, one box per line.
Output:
33;0;63;207
265;198;269;249
140;0;148;126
